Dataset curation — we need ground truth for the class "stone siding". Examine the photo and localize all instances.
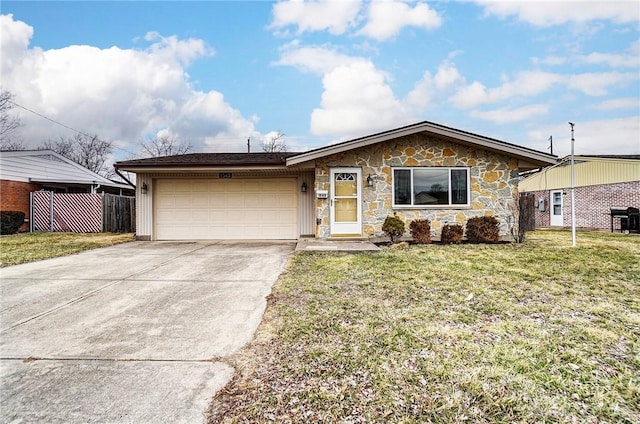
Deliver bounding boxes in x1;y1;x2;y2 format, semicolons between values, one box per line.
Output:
315;133;520;239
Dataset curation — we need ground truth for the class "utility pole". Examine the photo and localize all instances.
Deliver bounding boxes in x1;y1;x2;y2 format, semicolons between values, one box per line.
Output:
548;135;553;156
568;122;576;247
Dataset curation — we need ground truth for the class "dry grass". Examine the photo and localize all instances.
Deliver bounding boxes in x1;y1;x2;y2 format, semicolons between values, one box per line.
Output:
208;230;639;423
0;232;134;267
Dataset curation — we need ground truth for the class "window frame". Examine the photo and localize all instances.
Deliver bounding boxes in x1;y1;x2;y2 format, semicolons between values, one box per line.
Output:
391;167;471;208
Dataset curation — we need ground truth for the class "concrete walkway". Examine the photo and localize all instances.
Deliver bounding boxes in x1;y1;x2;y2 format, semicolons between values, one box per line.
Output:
0;241;295;424
295;238;380;252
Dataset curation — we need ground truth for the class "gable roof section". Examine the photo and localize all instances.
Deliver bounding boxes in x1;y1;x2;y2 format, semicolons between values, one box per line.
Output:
115;152;300;172
287;121;557;170
0;150;131;189
114;122;557;173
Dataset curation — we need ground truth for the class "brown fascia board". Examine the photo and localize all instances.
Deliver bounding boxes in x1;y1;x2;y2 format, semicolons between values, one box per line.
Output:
114;152;300;172
286;121;558;167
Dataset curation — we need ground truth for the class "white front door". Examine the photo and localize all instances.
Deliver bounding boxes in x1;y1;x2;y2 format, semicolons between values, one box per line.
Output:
330;168;361;235
550;190;563;226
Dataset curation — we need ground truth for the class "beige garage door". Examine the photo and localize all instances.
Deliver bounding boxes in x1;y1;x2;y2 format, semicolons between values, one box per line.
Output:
155;178;298;240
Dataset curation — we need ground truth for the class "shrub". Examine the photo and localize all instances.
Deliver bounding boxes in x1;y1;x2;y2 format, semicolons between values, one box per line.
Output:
441;223;463;244
382;214;405;244
1;211;25;235
466;216;501;243
409;219;431;244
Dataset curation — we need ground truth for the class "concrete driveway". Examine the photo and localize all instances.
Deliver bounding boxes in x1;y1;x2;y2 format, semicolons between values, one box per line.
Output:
0;240;294;423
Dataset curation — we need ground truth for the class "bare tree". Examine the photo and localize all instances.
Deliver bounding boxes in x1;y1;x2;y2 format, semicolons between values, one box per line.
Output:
0;90;23;150
139;135;193;157
262;131;287;152
508;192;536;243
41;133;114;177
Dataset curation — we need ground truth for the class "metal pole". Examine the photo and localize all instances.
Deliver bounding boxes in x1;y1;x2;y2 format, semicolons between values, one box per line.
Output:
569;122;576;247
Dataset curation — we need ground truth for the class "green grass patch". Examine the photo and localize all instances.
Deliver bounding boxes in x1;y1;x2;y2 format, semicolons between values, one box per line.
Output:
0;232;134;267
209;230;640;423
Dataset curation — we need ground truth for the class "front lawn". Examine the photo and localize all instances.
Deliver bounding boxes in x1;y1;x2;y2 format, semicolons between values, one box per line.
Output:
209;230;640;423
0;232;134;267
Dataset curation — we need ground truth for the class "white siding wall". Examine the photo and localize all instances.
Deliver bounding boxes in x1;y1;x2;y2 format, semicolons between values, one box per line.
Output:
136;174;153;240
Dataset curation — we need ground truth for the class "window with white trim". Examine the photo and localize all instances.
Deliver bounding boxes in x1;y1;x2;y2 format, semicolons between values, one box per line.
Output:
393;168;470;207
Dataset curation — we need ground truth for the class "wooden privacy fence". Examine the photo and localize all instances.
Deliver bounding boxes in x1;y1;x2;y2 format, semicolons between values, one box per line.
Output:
103;193;136;233
519;192;536;232
31;191;135;233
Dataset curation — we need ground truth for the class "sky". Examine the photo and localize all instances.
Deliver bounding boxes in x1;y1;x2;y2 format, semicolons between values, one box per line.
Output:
1;0;639;164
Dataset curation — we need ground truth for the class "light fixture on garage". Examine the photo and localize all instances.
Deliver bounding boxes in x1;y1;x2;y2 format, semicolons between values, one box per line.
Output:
141;182;148;194
366;174;374;187
301;181;308;193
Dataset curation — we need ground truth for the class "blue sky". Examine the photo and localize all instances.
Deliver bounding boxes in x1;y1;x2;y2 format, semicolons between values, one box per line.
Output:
1;1;639;162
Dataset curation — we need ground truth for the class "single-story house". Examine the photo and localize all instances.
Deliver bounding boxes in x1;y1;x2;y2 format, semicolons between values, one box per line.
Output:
114;121;557;241
0;150;135;229
519;155;640;231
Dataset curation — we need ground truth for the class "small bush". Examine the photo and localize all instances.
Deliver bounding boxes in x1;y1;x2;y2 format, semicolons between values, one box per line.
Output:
441;223;463;244
382;214;405;244
1;211;26;235
409;219;431;244
466;216;501;243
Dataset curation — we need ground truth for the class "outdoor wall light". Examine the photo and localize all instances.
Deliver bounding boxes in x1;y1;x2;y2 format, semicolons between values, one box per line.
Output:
367;174;374;187
301;181;308;193
141;182;148;194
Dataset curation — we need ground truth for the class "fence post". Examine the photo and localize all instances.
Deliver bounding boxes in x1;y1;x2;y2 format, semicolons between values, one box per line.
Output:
29;192;33;233
49;191;54;232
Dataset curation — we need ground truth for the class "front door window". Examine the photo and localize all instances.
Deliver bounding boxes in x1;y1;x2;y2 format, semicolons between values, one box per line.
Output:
330;168;361;235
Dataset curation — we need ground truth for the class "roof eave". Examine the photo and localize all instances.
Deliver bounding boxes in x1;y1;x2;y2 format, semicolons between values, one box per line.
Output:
287;122;557;168
115;164;291;173
29;178;133;189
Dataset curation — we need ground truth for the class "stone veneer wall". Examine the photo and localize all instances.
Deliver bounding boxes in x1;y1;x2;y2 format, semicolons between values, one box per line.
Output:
314;133;520;240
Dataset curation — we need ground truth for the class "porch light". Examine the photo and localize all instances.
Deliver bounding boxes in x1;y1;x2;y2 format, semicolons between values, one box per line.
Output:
301;181;308;193
141;182;148;194
367;174;374;187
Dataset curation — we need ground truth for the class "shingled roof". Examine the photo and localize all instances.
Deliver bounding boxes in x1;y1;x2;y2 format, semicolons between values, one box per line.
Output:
115;152;301;169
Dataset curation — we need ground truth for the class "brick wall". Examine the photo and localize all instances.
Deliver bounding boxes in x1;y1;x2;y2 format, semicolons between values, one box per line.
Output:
527;181;640;230
0;180;43;228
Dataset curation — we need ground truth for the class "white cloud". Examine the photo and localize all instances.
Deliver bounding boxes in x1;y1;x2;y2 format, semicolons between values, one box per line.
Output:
450;71;563;109
470;104;549;124
310;61;413;137
273;42;360;75
406;60;463;108
0;14;262;156
269;0;362;35
531;56;567;66
474;0;639;26
581;51;640;68
357;0;442;41
526;117;640;157
592;97;640;111
567;72;638;96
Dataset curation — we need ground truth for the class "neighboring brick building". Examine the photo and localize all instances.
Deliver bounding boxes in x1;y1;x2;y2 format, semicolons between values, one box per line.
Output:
1;150;134;230
519;156;640;232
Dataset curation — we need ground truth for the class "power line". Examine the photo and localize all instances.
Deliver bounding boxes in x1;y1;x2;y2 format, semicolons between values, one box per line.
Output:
8;100;136;156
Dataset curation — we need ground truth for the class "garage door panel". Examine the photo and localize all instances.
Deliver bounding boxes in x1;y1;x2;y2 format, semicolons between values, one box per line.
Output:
155;178;298;240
